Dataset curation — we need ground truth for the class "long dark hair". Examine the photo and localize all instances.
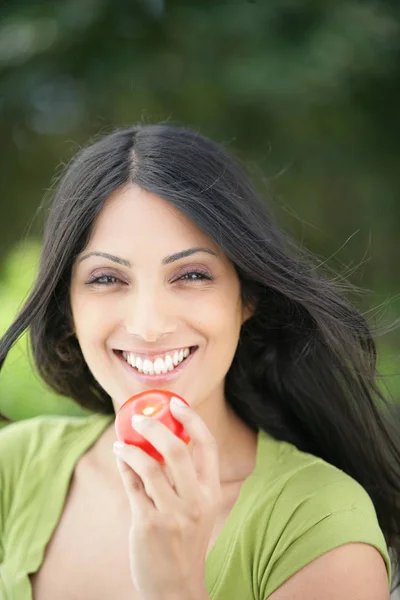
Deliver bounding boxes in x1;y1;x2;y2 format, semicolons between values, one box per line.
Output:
1;124;399;590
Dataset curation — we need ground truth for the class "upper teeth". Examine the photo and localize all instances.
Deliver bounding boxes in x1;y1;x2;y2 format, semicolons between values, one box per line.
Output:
121;347;191;375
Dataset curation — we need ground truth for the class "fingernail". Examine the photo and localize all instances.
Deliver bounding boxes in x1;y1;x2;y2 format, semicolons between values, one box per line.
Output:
170;396;186;408
131;414;149;426
113;441;124;455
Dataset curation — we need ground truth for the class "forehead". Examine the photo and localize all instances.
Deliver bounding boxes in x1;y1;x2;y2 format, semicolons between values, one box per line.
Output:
84;184;218;255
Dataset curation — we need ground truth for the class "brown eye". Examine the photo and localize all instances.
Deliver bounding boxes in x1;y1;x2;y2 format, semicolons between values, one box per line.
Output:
177;270;212;283
86;273;122;286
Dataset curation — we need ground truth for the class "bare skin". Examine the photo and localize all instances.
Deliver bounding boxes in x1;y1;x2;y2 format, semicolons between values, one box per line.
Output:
30;416;258;600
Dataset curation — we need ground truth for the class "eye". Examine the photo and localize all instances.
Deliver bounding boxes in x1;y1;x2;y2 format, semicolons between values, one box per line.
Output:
177;270;212;283
86;273;122;286
85;270;213;287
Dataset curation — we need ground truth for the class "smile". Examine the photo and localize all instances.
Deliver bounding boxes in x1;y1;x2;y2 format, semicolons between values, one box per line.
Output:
115;346;197;376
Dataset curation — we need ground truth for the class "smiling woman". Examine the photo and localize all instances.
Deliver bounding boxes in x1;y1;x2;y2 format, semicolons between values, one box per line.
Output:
68;183;250;407
0;124;399;600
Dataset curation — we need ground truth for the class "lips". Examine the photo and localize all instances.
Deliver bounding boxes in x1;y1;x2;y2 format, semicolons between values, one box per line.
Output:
120;346;195;374
114;346;198;384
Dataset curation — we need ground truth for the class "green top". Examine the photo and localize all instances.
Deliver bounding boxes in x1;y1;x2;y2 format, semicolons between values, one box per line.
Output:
0;413;392;599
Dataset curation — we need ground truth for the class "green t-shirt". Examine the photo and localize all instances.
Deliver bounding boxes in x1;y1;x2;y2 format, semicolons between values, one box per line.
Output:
0;413;392;599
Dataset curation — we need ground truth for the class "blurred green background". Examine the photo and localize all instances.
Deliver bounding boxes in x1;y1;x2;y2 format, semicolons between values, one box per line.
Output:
0;0;399;423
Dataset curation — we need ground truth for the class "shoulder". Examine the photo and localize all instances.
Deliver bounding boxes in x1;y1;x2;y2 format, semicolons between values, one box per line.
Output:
0;413;112;481
256;432;378;521
254;435;392;598
266;542;390;600
0;413;113;561
269;438;378;518
0;412;101;449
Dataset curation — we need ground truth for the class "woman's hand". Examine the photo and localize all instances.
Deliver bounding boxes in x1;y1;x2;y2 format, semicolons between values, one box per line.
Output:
113;396;221;600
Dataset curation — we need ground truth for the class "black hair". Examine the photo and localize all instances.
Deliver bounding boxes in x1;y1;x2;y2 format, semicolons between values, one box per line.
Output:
1;124;399;591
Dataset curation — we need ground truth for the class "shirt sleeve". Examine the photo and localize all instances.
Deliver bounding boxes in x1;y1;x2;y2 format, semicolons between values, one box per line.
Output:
0;419;41;563
257;462;392;599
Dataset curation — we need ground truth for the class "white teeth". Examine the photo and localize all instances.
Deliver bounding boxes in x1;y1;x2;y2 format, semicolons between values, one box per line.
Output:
121;347;193;375
165;354;174;371
143;359;154;374
154;357;167;375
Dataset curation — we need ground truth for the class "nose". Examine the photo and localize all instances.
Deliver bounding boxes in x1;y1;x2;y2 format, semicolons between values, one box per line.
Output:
123;286;177;342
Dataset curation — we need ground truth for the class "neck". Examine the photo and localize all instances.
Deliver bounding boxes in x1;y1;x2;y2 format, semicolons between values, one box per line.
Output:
93;396;258;487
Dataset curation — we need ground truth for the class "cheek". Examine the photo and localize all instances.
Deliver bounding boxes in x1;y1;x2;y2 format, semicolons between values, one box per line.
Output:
193;294;242;338
71;295;112;351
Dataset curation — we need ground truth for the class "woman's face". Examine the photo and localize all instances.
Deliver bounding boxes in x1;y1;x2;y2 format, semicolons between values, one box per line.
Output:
70;184;251;412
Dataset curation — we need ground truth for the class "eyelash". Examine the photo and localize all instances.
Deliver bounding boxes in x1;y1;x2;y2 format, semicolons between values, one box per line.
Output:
86;270;213;287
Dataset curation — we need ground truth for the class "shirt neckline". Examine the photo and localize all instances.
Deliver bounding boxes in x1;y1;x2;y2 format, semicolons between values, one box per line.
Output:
24;414;274;598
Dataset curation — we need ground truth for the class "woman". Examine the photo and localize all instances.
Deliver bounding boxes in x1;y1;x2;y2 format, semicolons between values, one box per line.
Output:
0;124;399;600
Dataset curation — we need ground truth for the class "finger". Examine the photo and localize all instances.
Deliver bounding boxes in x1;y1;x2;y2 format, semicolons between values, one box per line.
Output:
131;415;201;503
169;397;220;490
115;456;155;513
114;442;181;513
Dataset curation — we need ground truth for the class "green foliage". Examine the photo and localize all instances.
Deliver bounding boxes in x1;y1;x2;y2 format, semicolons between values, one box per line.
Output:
0;240;89;421
378;346;400;406
0;0;400;298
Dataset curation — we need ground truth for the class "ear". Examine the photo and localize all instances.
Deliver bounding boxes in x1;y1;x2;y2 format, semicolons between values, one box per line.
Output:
241;298;257;325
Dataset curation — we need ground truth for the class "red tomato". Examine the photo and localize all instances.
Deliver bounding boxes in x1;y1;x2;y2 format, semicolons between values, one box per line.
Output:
115;389;191;464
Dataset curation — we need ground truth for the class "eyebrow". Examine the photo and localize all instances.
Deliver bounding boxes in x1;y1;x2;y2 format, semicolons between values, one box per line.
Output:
78;247;218;268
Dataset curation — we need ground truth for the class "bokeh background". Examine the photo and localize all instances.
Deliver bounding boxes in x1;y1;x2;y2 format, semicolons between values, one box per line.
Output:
0;0;399;424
